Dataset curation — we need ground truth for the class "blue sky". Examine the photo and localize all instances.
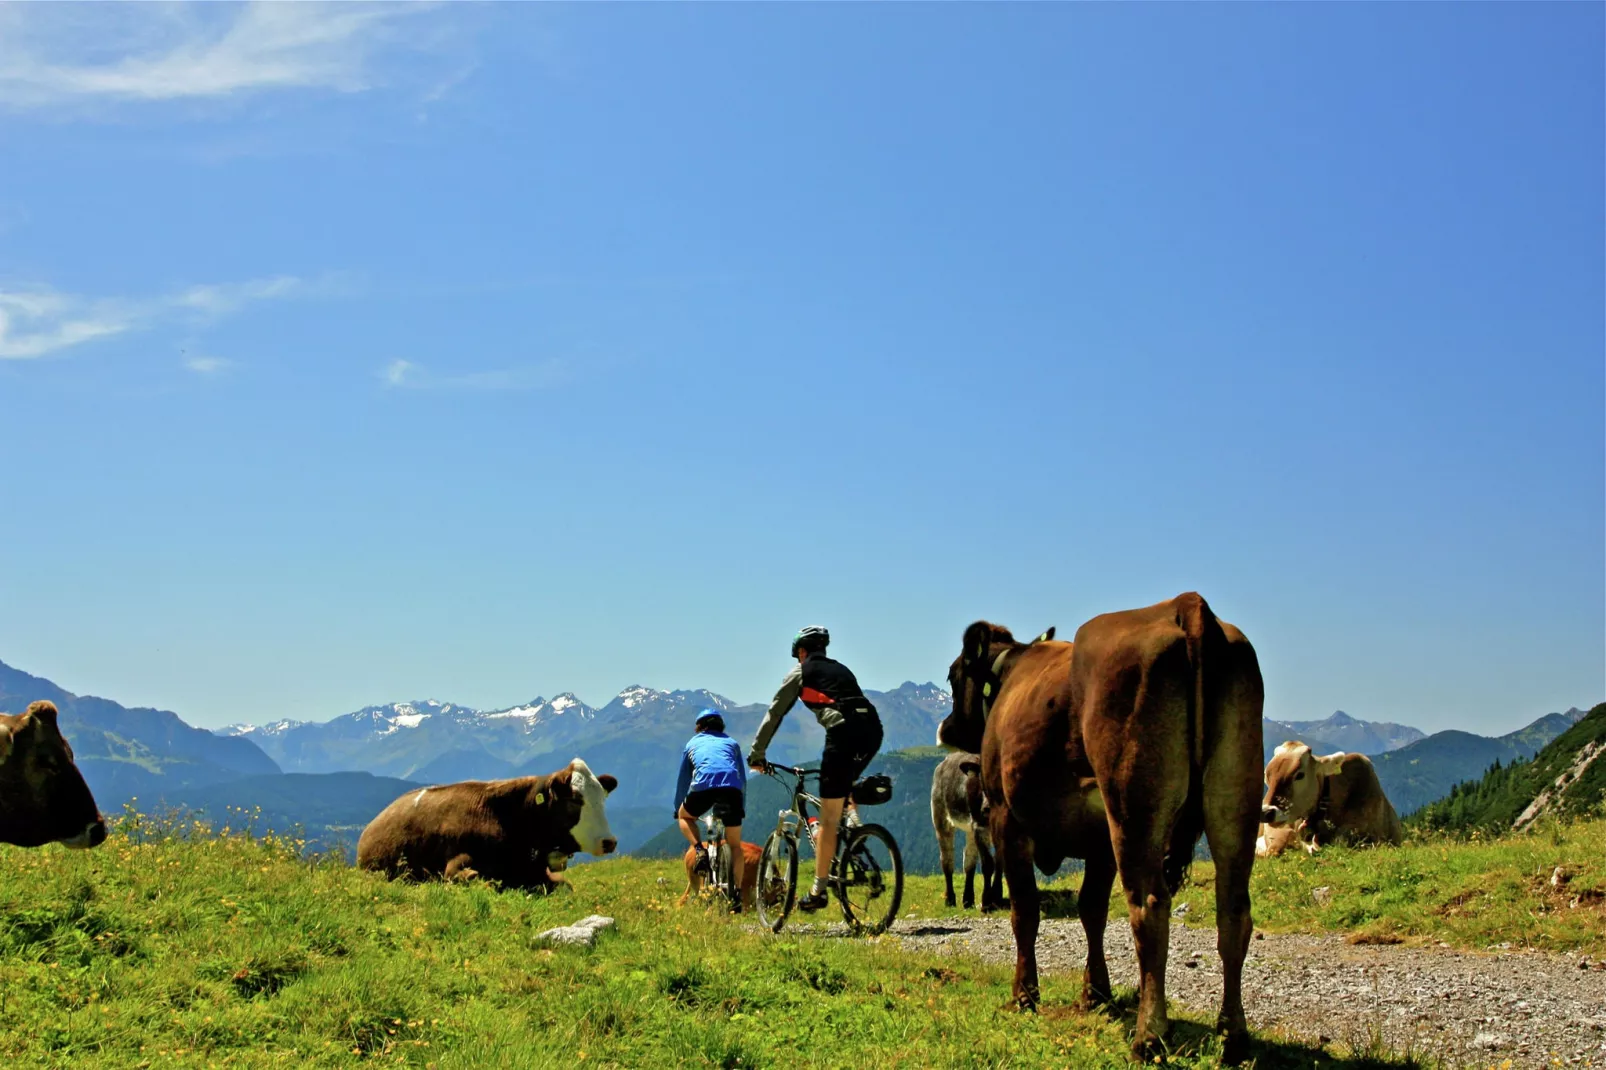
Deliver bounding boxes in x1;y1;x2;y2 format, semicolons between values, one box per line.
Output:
1;4;1600;735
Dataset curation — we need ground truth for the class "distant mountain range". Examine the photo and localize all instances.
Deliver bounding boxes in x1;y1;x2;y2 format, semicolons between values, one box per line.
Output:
1369;707;1592;815
0;659;278;806
226;682;955;832
2;655;1595;859
1262;710;1425;762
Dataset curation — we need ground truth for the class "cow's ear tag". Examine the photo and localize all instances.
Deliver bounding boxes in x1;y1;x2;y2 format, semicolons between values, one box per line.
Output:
982;682;992;697
1034;627;1055;644
534;792;545;805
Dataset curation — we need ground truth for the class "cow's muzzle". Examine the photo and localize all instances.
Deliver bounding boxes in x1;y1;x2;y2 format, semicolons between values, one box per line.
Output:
1261;806;1284;826
62;818;107;850
598;837;618;855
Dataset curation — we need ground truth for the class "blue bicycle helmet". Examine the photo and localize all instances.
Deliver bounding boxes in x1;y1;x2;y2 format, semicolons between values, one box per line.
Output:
694;707;724;729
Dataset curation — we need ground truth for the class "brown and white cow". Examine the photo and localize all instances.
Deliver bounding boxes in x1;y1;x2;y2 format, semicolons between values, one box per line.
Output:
0;700;108;850
1259;741;1403;855
356;758;618;891
930;750;1002;911
1254;818;1307;858
939;593;1264;1064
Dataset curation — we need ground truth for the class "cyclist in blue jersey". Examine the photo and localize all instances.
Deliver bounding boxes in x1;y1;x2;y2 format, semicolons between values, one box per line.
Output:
674;708;748;913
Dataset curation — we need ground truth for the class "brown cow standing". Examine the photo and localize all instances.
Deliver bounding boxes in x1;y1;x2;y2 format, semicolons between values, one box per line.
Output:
0;700;107;850
357;758;618;891
939;593;1264;1063
1259;742;1403;854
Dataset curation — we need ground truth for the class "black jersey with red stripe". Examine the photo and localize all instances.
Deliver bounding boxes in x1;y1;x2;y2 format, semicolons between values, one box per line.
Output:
799;652;875;714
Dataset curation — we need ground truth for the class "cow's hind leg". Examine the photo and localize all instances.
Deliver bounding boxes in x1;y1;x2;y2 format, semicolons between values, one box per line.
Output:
1077;848;1116;1009
1202;708;1263;1060
961;830;979;909
993;805;1041;1010
976;828;1004;913
935;804;957;908
1110;819;1177;1059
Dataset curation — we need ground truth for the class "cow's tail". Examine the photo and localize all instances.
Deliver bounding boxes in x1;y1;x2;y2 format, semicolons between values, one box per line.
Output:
1165;591;1217;894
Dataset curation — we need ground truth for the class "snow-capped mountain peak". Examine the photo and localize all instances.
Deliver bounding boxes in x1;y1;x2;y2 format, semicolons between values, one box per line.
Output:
616;686;660;709
224;718;303;737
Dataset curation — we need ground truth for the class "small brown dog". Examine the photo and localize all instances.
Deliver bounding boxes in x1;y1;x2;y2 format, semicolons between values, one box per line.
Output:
680;840;763;910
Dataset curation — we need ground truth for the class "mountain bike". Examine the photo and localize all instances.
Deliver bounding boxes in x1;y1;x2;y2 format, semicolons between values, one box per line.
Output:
696;813;739;910
754;763;903;935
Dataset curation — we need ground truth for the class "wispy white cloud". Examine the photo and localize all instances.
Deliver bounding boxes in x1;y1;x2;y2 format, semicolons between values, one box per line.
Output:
0;3;459;110
184;355;233;375
379;358;566;392
0;275;319;360
382;358;415;387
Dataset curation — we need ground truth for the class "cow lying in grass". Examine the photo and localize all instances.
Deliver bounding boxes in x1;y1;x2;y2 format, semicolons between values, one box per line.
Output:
356;758;618;892
1259;741;1403;855
679;839;764;910
0;700;107;850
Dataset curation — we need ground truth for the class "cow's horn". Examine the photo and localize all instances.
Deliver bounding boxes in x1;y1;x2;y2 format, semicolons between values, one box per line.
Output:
990;648;1010;676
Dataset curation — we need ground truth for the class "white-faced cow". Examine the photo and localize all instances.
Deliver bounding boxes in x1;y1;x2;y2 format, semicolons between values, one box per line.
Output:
1259;741;1403;855
930;750;1002;911
0;700;107;850
356;758;619;891
938;593;1264;1064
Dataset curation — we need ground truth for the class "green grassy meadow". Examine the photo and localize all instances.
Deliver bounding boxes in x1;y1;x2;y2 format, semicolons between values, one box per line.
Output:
9;811;1600;1068
1165;818;1606;956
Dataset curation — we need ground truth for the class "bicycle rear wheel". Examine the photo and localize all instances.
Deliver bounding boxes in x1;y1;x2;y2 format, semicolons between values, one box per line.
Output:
711;840;733;906
835;823;903;935
756;830;798;933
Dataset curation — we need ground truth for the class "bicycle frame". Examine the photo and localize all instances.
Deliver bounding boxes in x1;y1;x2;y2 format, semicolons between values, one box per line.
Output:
762;764;852;860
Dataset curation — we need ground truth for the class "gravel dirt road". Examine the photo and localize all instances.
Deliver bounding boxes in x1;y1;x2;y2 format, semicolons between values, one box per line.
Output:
876;912;1606;1068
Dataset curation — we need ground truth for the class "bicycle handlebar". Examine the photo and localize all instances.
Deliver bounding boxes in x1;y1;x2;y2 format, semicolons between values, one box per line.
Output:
759;761;819;779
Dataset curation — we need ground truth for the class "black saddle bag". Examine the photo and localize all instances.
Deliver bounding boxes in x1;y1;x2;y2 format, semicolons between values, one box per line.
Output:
850;774;893;806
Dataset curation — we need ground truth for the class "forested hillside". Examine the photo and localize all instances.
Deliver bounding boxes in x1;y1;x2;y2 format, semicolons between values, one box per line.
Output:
1411;703;1606;833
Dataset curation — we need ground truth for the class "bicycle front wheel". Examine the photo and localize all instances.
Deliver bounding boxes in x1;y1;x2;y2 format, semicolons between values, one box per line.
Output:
756;830;798;933
836;823;903;935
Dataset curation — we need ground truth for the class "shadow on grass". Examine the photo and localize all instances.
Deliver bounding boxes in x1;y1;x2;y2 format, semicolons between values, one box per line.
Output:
1050;991;1432;1069
1040;887;1082;919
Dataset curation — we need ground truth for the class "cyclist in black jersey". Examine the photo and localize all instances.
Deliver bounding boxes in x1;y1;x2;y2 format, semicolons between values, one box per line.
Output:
748;626;883;911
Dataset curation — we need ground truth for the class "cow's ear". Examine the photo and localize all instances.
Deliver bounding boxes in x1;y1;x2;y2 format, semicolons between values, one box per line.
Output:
962;621;993;667
598;774;618;795
959;761;981;778
26;701;59;729
0;724;12;765
1315;752;1346;778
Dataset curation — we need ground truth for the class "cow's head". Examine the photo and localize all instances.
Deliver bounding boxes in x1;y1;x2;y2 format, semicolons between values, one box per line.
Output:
1260;741;1344;826
0;701;107;850
937;620;1054;754
959;759;991;824
547;757;619;857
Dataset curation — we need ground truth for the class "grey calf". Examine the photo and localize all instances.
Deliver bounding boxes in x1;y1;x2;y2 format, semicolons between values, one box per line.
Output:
931;751;1003;910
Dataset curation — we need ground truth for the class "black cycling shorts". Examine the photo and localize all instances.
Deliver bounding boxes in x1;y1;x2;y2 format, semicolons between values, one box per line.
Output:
680;787;745;827
819;716;884;799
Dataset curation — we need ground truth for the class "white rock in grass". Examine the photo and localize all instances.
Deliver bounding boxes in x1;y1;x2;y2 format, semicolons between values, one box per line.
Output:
535;915;616;947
